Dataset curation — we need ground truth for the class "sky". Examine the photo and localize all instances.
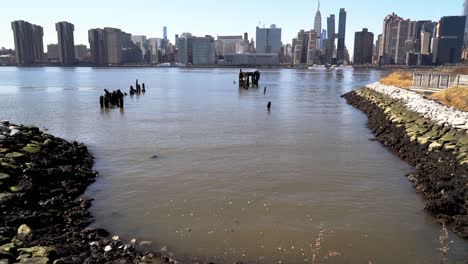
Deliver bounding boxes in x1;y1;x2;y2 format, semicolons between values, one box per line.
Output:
0;0;463;54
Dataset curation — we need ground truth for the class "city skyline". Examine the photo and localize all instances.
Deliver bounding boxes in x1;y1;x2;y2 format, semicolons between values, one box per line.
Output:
0;0;461;54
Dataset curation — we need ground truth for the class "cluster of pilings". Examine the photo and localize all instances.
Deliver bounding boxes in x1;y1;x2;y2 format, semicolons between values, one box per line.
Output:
100;89;124;108
130;79;146;95
239;69;261;89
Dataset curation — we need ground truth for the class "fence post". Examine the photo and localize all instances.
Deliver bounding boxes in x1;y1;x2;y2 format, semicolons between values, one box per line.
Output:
458;75;460;87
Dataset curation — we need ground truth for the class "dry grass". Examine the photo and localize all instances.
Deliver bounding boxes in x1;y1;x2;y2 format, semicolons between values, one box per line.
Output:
380;71;413;88
431;87;468;111
440;67;468;75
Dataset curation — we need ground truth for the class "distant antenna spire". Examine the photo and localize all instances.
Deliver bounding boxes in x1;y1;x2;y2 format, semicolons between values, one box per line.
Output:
317;0;320;11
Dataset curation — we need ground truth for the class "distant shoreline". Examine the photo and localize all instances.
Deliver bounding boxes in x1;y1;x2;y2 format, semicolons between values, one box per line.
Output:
0;64;466;71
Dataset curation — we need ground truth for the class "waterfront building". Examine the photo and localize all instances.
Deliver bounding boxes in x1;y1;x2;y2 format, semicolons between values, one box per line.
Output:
215;35;245;57
395;19;410;65
147;38;159;64
353;28;374;65
74;44;89;62
222;53;279;66
192;36;216;65
378;13;404;64
176;33;193;65
256;25;282;54
336;8;347;64
420;31;431;55
11;20;44;65
325;15;336;64
292;30;309;65
88;28;105;65
56;22;75;65
47;44;59;62
131;35;148;63
307;31;317;65
103;28;123;64
432;16;466;64
314;0;322;50
121;32;142;64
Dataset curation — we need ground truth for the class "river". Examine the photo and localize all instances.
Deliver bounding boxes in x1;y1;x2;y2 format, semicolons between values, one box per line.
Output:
0;67;466;263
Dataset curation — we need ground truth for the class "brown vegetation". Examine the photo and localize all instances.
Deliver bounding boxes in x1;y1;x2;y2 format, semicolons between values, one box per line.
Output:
439;67;468;75
431;87;468;111
379;71;413;88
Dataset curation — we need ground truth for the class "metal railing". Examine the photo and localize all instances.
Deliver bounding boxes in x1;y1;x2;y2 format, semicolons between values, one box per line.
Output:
412;73;467;89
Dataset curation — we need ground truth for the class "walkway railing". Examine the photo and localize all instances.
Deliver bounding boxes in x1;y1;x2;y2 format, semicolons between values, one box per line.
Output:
412;73;468;89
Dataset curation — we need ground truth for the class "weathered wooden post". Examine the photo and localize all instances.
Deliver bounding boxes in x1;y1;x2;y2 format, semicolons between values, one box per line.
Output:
100;96;104;108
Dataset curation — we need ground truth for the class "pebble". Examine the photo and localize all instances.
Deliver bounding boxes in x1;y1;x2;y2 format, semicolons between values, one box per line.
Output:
368;82;468;130
112;236;120;241
10;129;22;136
104;245;112;252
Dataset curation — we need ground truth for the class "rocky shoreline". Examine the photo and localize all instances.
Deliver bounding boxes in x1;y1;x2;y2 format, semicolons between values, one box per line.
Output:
0;121;180;264
343;87;468;239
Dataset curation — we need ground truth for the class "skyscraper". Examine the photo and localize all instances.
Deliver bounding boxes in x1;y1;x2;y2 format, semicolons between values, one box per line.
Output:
314;0;322;50
395;19;410;64
307;31;317;64
379;13;404;64
56;22;75;65
325;15;336;64
131;35;147;63
336;8;347;64
192;36;216;65
11;20;44;65
353;28;374;65
433;16;466;64
163;26;168;40
103;28;123;64
256;25;282;54
88;28;105;65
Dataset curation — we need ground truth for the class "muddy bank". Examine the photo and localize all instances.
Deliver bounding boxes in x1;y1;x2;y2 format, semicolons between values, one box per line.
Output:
342;88;468;239
0;121;181;264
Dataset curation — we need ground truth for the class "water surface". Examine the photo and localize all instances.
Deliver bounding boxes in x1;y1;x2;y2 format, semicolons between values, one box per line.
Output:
0;67;466;263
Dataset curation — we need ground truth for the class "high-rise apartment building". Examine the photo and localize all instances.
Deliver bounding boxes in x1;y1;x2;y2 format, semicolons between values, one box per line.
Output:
379;13;404;64
307;31;317;65
353;28;374;65
11;20;44;65
215;36;245;57
192;36;215;65
131;35;147;63
395;19;410;64
336;8;347;64
256;25;282;54
147;38;159;65
103;28;123;64
56;22;75;65
176;33;193;65
433;16;466;64
88;29;105;65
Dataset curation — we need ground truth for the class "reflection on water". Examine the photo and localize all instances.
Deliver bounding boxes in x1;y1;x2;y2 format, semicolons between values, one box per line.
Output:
0;67;466;263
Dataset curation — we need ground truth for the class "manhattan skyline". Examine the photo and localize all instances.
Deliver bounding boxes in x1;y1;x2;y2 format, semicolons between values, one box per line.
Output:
0;0;461;54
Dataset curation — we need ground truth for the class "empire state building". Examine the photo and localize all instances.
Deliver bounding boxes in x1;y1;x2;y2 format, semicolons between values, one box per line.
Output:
314;0;322;50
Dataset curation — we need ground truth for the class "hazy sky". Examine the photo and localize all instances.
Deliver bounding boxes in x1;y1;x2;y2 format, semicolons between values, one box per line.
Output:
0;0;462;53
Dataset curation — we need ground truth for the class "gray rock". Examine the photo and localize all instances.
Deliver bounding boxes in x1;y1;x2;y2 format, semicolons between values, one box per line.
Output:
18;257;50;264
0;173;9;181
0;258;12;264
0;126;10;133
0;193;14;204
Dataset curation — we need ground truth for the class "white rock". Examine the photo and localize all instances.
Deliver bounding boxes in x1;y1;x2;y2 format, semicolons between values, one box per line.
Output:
112;235;120;241
10;129;22;136
0;135;6;140
130;239;136;244
104;245;112;252
366;82;468;132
